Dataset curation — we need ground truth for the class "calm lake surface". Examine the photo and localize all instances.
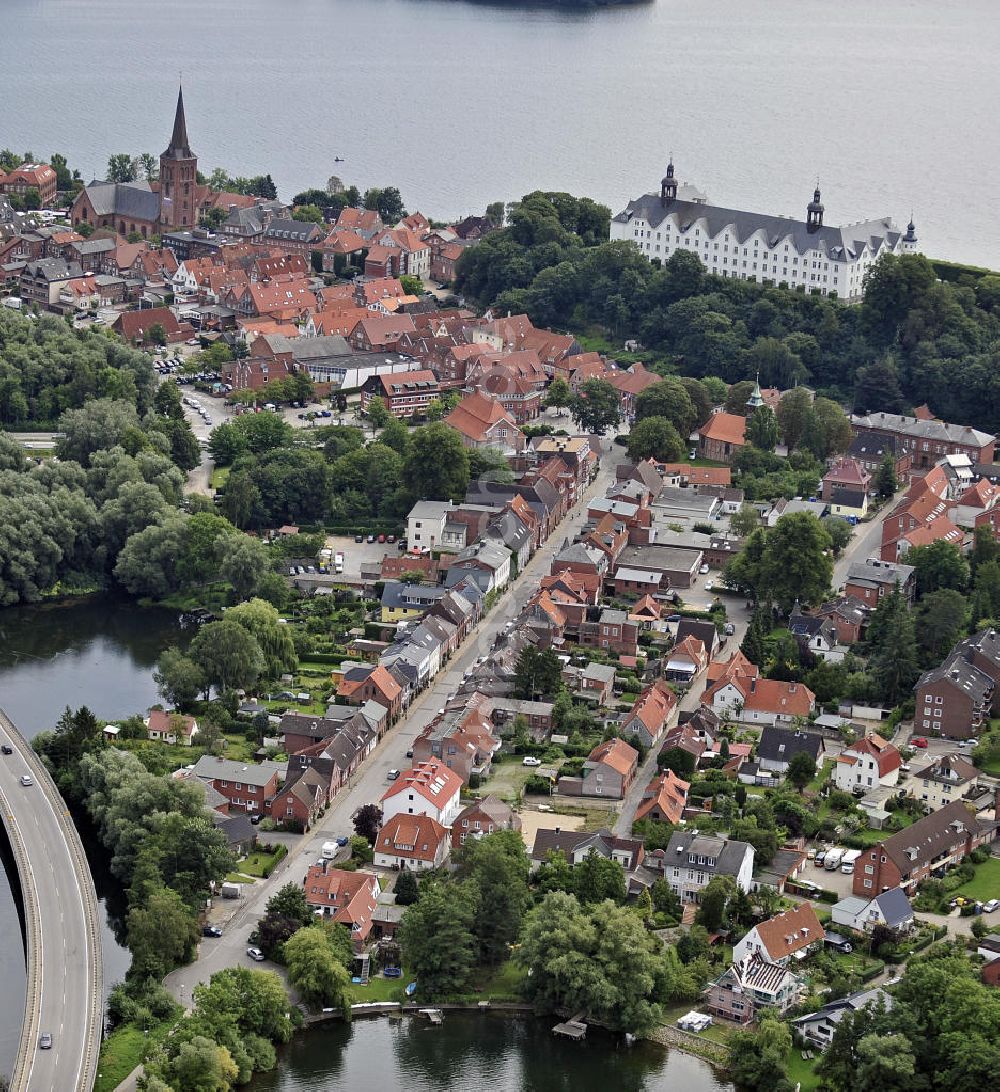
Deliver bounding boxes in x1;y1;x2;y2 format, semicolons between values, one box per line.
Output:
3;0;1000;265
0;596;185;1079
248;1012;732;1092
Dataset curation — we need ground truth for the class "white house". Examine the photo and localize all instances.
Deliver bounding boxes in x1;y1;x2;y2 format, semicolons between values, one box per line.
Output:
406;499;456;551
831;733;902;794
610;163;918;303
663;830;755;903
380;759;463;827
733;904;825;967
831;888;914;934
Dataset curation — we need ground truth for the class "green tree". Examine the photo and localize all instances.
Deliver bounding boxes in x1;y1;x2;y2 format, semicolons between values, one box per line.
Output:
695;875;735;931
908;539;969;597
824;516;853;556
866;584;919;704
165;1035;239;1092
456;830;531;963
398;882;479;999
627;416;684;462
759;512;833;611
726;1011;792;1092
971;523;1000;574
283;926;352;1014
657;746;696;780
747;406;779;451
730;503;760;538
366;395;390;431
571;378;621;435
154;647;206;709
107;152;138;182
218;535;270;602
787;749;817;792
352;803;382;845
776;387;812;450
634;378;696;435
403;422;470;502
224;597;297;678
916;588;968;664
875;452;898;498
189;620;265;695
394;869;419;906
544;377;573;415
855;1033;919;1092
724;380;756;415
573;849;626;905
127;884;200;979
513;645;563;699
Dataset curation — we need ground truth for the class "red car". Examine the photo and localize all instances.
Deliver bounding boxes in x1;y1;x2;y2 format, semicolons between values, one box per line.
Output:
378;534;386;543
911;737;929;748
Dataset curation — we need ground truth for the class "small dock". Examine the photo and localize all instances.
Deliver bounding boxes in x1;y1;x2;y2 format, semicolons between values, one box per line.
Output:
552;1019;588;1040
418;1008;444;1025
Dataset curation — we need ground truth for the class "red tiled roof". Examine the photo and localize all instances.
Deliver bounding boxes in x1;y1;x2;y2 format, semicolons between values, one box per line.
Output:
660;464;733;486
588;737;638;777
378;813;448;863
699;412;746;446
751;904;825;960
635;769;689;824
380;758;463;807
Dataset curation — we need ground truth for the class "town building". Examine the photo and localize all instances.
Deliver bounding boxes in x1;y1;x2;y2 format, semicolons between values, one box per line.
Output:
704;651;816;726
634;769;690;825
732;903;825;966
611;163;917;302
145;709;198;746
620;680;679;748
706;954;803;1023
374;813;450;871
832;733;901;793
558;737;639;800
189;755;283;815
663;830;755;902
851;799;997;895
913;629;1000;740
843;558;915;606
360;367;438;417
302;863;380;950
851;411;996;471
910;752;982;812
831;889;914;935
821;456;871;518
756;726;825;775
451;796;521;850
380;759;463;827
697;412;747;463
792;989;893;1051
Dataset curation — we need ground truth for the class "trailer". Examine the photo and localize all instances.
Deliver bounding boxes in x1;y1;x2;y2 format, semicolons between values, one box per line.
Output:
840;849;862;873
824;848;845;871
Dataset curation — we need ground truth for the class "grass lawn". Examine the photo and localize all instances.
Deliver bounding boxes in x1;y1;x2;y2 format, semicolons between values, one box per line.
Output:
210;465;230;489
225;871;257;884
347;970;408;1004
785;1046;821;1091
977;755;1000;776
955;857;1000;901
94;1018;178;1092
238;846;287;878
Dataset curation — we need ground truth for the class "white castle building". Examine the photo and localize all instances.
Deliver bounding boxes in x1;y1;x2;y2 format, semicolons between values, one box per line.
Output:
610;162;918;302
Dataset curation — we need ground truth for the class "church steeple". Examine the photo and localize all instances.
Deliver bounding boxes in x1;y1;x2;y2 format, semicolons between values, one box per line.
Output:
163;85;193;160
660;158;678;207
159;85;198;230
807;183;824;233
745;374;764;414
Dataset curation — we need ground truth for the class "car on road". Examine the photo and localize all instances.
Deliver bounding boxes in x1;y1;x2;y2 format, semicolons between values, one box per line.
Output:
387;768;401;781
335;835;350;847
1;744;12;755
38;1033;52;1050
911;736;929;748
246;946;265;961
958;737;979;748
203;925;223;937
19;775;33;786
983;899;1000;913
522;756;542;767
405;749;413;758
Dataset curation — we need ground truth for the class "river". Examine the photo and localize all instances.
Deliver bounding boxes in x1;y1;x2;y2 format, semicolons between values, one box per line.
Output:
248;1011;732;1091
3;0;1000;266
0;596;186;1081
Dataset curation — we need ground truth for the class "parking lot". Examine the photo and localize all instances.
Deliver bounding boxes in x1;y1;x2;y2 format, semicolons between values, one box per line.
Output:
323;535;397;578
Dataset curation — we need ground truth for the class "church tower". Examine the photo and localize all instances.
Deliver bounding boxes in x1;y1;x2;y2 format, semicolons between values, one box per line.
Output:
159;86;198;231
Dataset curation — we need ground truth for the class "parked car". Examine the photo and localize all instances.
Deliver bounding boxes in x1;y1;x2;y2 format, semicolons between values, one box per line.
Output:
335;835;350;847
983;899;1000;913
387;768;401;781
824;933;854;954
666;613;681;622
246;946;265;961
378;534;386;543
911;736;929;748
704;580;714;591
367;534;376;543
354;533;364;543
203;925;223;938
814;850;827;865
387;534;396;543
522;756;542;767
699;564;710;575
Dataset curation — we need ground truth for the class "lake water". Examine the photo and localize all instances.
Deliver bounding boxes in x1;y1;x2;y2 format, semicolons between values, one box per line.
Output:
248;1011;732;1092
3;0;1000;266
0;596;185;1080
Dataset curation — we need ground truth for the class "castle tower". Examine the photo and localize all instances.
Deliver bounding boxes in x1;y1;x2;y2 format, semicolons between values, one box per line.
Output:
806;185;824;233
902;215;918;254
660;159;678;207
159;85;198;231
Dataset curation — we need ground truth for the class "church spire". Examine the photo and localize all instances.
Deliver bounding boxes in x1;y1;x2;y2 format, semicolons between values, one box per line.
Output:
163;84;193;160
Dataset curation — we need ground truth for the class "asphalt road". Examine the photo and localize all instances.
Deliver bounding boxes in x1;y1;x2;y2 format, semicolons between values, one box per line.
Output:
165;436;629;1001
0;711;101;1092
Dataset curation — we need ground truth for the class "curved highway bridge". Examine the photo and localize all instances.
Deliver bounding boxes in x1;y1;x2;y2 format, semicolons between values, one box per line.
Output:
0;709;102;1091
